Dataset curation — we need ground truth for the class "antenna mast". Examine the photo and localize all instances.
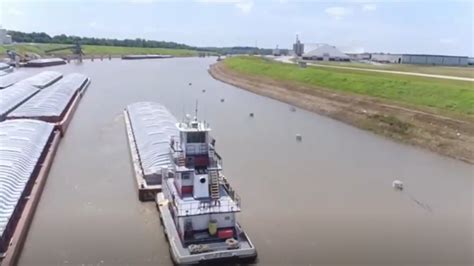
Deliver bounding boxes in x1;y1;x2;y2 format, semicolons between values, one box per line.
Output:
195;100;198;120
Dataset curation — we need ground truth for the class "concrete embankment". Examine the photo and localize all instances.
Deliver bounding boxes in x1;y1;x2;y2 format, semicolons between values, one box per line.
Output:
209;62;474;164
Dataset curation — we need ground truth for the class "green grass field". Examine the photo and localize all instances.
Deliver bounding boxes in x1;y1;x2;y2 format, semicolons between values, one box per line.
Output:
225;56;474;116
310;61;474;78
0;43;198;57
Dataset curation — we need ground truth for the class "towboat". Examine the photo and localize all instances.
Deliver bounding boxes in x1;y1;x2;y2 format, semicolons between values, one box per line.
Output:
155;111;257;265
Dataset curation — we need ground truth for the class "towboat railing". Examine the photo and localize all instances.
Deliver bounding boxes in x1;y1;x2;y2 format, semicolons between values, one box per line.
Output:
162;174;241;217
220;175;240;207
208;148;222;168
173;199;241;216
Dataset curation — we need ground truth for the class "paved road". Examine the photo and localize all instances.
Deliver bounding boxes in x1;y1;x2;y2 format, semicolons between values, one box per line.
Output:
271;56;474;82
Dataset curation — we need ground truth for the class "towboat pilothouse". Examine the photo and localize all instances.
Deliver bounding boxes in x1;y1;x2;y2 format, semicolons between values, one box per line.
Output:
156;115;257;265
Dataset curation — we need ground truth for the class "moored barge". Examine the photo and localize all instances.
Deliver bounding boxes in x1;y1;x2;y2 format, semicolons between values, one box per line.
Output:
0;120;60;265
6;73;91;135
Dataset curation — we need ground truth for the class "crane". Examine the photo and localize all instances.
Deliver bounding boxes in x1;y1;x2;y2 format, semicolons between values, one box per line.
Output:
45;42;84;62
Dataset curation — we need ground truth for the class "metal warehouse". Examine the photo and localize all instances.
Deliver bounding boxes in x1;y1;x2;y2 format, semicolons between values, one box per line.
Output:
124;102;179;201
0;120;55;254
0;83;39;120
400;54;468;66
370;53;468;66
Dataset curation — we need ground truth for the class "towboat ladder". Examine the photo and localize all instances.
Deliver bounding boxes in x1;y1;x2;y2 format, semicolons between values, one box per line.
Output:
177;154;185;167
209;170;220;202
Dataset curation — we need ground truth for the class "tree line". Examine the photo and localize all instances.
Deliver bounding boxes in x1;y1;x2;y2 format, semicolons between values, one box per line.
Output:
7;30;282;55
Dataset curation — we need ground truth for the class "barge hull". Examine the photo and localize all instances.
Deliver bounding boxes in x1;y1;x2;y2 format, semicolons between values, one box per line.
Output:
156;193;257;265
123;110;161;201
0;130;61;266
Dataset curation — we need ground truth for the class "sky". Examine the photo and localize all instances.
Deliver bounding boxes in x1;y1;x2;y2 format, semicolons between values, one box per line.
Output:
1;0;473;56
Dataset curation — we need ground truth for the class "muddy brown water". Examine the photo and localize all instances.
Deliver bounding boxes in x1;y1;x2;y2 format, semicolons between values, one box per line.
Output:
15;58;472;265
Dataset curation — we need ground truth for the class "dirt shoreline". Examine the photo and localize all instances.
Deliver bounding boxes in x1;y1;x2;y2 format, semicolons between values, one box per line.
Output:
209;62;474;164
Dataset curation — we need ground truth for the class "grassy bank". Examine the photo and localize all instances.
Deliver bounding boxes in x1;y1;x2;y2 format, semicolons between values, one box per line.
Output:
225;56;474;116
0;43;198;57
310;61;474;78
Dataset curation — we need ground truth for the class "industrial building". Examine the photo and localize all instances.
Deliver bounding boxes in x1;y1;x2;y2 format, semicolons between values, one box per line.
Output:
293;35;304;57
302;44;350;62
0;28;12;45
370;53;468;66
273;45;281;56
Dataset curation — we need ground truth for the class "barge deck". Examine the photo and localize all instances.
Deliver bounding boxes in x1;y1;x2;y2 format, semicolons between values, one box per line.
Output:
0;129;61;266
156;193;257;265
123;109;161;201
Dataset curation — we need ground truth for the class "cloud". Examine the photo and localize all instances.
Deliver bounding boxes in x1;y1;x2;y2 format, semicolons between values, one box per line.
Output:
128;0;159;3
143;26;157;33
235;1;253;13
324;6;352;20
196;0;254;14
440;38;456;44
362;4;376;11
8;8;24;16
88;21;107;31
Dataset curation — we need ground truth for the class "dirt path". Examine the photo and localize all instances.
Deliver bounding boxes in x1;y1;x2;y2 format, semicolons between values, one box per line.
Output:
209;62;474;164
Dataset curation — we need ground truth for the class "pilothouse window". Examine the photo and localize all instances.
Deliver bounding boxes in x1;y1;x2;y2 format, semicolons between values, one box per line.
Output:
187;132;206;143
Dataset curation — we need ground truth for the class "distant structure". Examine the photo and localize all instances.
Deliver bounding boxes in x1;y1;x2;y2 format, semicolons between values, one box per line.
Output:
302;44;350;62
273;45;281;56
293;35;304;57
346;53;371;61
370;53;468;66
0;28;12;45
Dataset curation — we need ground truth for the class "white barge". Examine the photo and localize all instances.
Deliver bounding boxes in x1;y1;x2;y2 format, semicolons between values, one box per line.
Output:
124;102;179;201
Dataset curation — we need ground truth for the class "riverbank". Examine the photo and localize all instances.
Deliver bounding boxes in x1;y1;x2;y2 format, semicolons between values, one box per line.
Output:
0;43;199;57
209;59;474;164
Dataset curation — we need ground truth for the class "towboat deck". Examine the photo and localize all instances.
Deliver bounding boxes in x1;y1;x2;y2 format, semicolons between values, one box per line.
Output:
156;193;257;265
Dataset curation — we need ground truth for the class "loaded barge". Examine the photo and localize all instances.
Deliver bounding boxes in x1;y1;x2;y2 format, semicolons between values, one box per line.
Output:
23;58;66;68
121;54;173;60
0;120;61;266
124;102;178;201
7;73;91;135
125;102;257;264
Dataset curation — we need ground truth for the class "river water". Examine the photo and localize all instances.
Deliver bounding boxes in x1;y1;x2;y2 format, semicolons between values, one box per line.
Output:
16;58;472;265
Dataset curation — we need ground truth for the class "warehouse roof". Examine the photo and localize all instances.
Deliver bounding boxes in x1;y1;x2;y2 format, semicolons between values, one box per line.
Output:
303;44;350;59
126;102;178;177
0;120;54;235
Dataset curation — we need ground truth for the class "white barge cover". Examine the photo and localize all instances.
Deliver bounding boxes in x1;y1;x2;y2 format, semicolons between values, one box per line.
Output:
0;83;39;118
0;72;28;89
126;102;179;177
7;73;88;119
0;120;54;244
21;71;62;89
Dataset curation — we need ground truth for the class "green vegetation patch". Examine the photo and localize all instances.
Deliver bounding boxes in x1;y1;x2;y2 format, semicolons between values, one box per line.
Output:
224;56;474;116
311;61;474;79
0;43;197;57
